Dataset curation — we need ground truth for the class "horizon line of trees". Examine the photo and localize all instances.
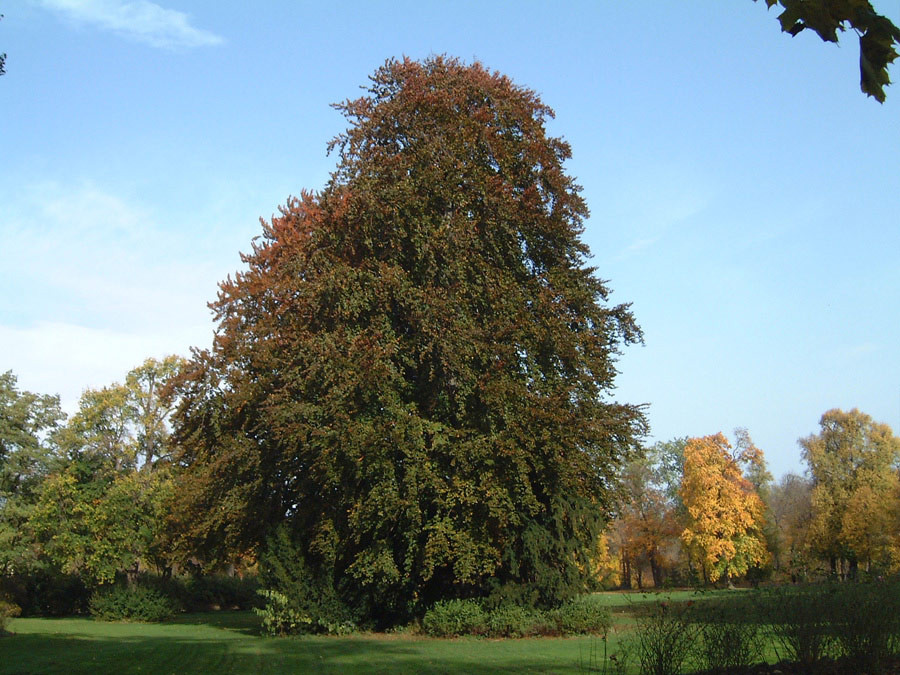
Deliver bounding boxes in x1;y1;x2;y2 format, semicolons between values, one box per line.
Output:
606;409;900;590
4;361;898;601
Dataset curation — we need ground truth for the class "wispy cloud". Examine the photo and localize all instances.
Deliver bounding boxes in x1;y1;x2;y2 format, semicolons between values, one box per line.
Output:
622;236;660;256
839;342;880;360
39;0;224;49
601;162;712;260
1;181;221;331
0;182;221;407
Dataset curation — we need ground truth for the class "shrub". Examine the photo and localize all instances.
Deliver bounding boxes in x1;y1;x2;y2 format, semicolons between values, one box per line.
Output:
635;600;698;675
829;582;900;673
694;598;763;672
4;570;90;616
422;599;487;637
485;603;549;638
89;585;178;622
762;585;835;667
184;575;261;611
255;526;357;635
256;590;311;636
0;601;21;635
552;594;611;636
422;595;611;639
255;589;356;636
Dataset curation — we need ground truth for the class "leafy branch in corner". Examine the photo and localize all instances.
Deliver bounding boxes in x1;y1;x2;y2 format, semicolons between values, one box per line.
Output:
757;0;900;102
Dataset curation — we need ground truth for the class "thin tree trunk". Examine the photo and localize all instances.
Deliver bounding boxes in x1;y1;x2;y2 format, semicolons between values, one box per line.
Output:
649;551;663;588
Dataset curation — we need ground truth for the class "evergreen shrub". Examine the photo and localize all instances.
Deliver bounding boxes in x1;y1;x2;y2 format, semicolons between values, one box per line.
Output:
89;585;178;622
551;594;611;635
422;599;487;637
255;526;357;635
485;603;549;638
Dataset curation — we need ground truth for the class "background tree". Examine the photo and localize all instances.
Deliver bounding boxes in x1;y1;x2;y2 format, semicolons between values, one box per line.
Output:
171;56;646;623
650;437;688;508
127;356;182;470
839;474;900;572
755;0;900;102
59;386;135;472
801;408;900;578
0;371;64;496
680;432;769;584
613;452;680;588
587;531;620;589
735;427;778;579
0;372;65;575
59;356;184;472
28;463;173;584
769;472;814;580
15;358;185;586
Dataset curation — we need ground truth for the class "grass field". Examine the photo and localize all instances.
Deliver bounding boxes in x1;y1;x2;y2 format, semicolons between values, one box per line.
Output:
2;610;627;674
0;589;811;675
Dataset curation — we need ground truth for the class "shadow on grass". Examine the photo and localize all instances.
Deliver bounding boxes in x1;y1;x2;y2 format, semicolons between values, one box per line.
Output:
168;609;263;635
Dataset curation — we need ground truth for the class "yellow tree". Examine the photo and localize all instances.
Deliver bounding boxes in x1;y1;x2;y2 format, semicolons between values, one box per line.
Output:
587;532;620;590
680;433;769;583
802;409;900;577
839;474;900;572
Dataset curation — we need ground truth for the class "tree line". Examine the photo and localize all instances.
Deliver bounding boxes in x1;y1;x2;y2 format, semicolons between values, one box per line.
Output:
607;409;900;590
3;361;898;612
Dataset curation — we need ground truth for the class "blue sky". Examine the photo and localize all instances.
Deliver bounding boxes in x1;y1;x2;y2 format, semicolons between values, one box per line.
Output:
1;1;898;480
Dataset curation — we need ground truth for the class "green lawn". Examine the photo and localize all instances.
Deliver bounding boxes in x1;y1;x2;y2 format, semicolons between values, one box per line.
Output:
2;610;628;675
7;586;898;674
0;590;767;675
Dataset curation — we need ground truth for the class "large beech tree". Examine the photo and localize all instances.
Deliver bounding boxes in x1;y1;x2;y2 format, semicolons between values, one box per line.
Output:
171;56;645;620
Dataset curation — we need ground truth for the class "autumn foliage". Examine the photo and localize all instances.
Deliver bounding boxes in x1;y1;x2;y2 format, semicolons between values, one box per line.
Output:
679;433;769;583
802;408;900;577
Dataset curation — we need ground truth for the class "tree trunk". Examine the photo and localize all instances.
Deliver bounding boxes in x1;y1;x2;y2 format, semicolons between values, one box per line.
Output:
649;550;663;588
126;562;140;587
621;556;632;590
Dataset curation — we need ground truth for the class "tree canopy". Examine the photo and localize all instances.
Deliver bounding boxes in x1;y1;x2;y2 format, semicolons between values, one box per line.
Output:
0;359;185;584
680;433;769;583
171;56;646;622
0;371;65;576
801;408;900;576
0;371;64;498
